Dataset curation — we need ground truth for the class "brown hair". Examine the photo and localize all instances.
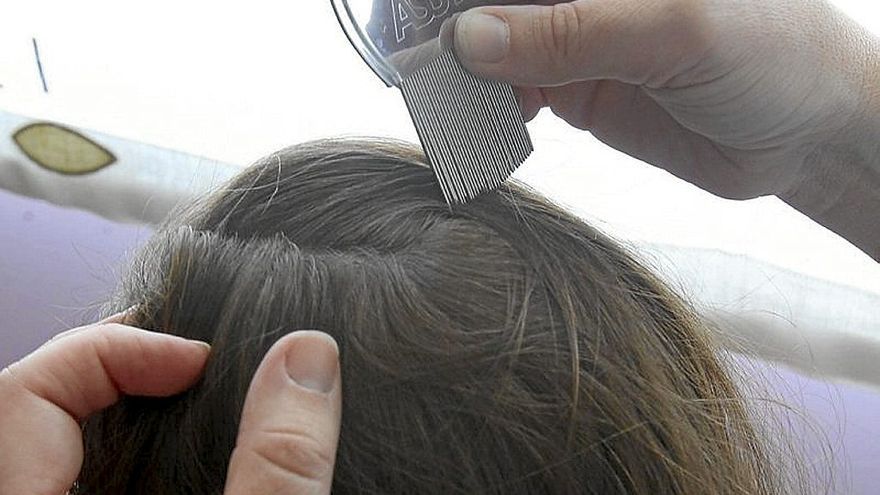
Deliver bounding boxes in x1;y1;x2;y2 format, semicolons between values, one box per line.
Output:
77;138;795;493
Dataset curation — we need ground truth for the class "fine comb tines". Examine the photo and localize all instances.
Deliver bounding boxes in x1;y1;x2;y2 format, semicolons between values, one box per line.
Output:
331;0;534;204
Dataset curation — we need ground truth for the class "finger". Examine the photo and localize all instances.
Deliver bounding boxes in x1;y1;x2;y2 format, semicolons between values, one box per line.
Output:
45;306;137;346
541;80;756;197
454;0;712;87
0;323;210;495
5;323;211;418
515;86;546;121
96;306;138;325
225;331;342;495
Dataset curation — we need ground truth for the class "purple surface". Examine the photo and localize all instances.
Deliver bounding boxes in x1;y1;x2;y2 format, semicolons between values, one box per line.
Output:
0;189;151;364
1;189;878;493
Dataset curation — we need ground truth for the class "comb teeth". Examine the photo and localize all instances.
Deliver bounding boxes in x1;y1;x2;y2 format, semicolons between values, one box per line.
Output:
399;49;533;204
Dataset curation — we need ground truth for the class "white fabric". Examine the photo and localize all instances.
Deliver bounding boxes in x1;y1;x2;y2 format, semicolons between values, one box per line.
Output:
644;245;880;389
0;111;238;224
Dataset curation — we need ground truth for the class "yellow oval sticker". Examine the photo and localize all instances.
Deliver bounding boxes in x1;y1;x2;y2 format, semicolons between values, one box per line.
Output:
13;123;116;175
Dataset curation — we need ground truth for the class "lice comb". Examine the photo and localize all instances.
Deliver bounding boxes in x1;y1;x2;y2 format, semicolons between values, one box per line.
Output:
332;0;533;204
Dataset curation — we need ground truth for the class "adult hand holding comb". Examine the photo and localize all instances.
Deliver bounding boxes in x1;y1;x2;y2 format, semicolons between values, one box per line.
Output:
453;0;880;260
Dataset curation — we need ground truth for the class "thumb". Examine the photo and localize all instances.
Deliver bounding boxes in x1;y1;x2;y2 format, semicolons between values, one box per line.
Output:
224;331;342;495
453;0;710;87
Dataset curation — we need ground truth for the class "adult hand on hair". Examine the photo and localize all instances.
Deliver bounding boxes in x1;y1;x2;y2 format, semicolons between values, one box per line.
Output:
0;311;342;495
454;0;880;260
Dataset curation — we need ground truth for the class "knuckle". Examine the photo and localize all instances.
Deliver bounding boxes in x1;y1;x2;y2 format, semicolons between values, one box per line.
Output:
89;326;120;357
539;3;584;66
245;427;334;482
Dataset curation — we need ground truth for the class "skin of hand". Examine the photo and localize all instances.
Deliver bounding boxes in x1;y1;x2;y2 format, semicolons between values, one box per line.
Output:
453;0;880;259
0;311;342;495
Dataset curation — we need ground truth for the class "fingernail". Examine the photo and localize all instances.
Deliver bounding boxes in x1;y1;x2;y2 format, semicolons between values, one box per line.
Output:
455;11;509;63
98;305;139;324
188;340;212;353
285;331;339;394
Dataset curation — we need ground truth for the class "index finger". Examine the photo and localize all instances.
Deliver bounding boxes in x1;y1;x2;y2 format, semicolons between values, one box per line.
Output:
4;322;211;419
0;319;211;494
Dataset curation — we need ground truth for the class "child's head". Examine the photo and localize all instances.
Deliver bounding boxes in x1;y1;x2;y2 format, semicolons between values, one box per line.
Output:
78;139;781;494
